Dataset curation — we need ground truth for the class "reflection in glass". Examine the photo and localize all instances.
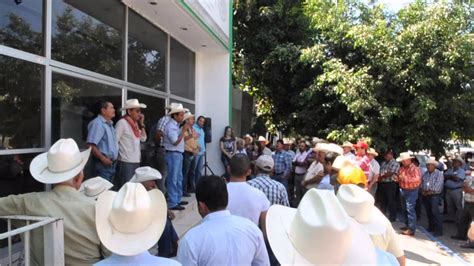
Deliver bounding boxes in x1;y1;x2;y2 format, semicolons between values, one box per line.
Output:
52;73;122;148
0;0;44;55
52;0;123;78
0;55;42;149
128;10;167;91
170;38;195;100
127;91;166;129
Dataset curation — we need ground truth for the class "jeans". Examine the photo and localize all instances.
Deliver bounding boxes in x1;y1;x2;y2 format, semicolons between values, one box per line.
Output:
155;147;168;194
91;157;116;183
457;201;474;244
158;217;179;257
114;161;140;190
445;188;463;221
182;152;194;193
376;182;398;221
189;154;204;191
272;173;288;191
422;193;443;234
221;154;230;179
166;151;183;208
294;173;306;206
401;188;419;232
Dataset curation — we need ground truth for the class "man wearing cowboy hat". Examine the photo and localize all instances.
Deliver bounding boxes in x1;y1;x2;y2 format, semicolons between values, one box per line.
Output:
0;139;105;265
163;103;192;211
266;188;398;265
367;148;380;196
86;100;119;182
377;149;400;222
293;140;310;205
396;152;422;236
444;155;466;224
129;166;179;258
188;115;206;193
153;103;190;193
337;184;406;266
421;158;444;237
177;175;270;265
257;136;272;156
182;112;199;196
114;99;147;189
342;141;356;161
94;182;180;265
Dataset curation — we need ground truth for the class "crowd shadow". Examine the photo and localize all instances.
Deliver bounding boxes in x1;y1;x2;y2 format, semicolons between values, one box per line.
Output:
404;250;441;265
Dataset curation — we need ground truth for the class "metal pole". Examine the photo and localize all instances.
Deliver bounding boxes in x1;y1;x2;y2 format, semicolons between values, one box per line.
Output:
24;220;30;266
7;219;12;266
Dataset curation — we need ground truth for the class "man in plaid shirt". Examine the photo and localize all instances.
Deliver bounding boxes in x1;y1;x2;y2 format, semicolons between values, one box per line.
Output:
421;159;444;236
248;155;290;206
272;140;293;191
397;152;421;236
376;150;400;222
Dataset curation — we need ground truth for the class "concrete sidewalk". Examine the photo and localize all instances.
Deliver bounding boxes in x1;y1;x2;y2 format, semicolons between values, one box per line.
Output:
172;194;474;265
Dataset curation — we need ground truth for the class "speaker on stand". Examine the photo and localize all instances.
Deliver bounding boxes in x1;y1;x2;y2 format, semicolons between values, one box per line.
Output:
203;117;215;176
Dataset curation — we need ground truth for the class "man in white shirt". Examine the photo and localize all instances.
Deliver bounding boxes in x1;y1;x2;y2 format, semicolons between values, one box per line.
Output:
367;148;381;196
342;141;356;161
115;99;147;189
293;140;309;205
227;154;270;230
301;144;326;190
177;176;270;266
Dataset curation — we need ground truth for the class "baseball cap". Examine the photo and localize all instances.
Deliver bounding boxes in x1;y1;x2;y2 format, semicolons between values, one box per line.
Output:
256;155;274;171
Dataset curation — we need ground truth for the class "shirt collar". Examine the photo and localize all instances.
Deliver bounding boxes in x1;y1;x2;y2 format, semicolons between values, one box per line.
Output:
98;115;113;125
204;210;231;221
53;184;80;194
256;173;271;180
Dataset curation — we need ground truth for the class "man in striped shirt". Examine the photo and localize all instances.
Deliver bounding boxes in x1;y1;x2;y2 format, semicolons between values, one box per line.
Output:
248;155;290;206
421;159;444;236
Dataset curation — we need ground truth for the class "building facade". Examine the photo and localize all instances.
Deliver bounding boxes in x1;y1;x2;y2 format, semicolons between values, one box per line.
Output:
0;0;232;196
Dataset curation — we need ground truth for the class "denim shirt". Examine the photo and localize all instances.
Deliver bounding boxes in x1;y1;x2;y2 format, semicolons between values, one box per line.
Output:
87;115;119;160
444;167;465;189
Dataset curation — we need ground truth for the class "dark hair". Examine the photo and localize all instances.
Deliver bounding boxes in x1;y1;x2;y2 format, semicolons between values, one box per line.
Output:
197;116;206;123
229;154;251;177
325;152;339;165
276;139;284;145
95;100;111;116
196;175;228;211
222;126;234;138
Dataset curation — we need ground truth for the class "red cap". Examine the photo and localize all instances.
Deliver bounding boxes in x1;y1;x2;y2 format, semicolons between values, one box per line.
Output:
353;140;369;150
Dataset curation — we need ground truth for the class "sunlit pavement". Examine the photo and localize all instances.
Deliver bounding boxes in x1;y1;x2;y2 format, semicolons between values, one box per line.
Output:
172;194;474;265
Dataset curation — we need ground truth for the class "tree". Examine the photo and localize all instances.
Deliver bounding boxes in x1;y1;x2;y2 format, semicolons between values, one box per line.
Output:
234;0;473;154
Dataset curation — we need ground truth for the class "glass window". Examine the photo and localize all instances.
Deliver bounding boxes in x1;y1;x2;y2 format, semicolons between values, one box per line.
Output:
0;0;44;55
170;38;195;99
127;10;167;91
127;91;166;130
52;73;122;148
0;55;43;149
52;0;123;78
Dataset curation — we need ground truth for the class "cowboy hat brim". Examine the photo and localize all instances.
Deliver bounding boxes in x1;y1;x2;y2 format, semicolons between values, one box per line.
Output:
120;103;147;110
96;189;167;256
396;156;414;162
266;205;377;265
359;207;389;235
30;148;91;184
168;108;186;115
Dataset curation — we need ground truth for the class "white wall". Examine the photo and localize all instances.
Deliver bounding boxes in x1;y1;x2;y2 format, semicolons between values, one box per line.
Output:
195;52;230;176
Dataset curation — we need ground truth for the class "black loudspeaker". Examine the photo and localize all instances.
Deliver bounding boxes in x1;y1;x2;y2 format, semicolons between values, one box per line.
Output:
204;117;212;143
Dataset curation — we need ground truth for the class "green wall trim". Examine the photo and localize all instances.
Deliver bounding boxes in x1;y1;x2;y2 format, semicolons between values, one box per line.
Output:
177;0;229;50
228;0;233;124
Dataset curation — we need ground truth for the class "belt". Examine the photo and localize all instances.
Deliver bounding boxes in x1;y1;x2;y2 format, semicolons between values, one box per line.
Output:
166;150;183;153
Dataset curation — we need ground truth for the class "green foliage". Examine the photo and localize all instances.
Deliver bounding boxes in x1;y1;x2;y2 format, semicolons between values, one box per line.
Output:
234;0;474;155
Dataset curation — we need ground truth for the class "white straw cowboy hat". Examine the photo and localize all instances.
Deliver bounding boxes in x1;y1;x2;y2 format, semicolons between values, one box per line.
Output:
396;152;414;162
168;103;186;115
96;183;167;256
342;141;354;148
130;166;162;183
121;99;147;110
367;148;379;156
183;112;195;121
337;184;387;235
426;158;439;166
266;189;377;265
243;134;254;143
257;136;269;145
332;155;354;171
30;138;91;184
312;142;329;153
79;177;113;199
453;155;466;166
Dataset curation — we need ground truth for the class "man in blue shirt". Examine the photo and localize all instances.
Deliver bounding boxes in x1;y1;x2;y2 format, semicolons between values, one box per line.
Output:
272;139;292;191
188;116;206;192
445;156;466;224
421;159;444;236
163;104;190;210
87;100;119;182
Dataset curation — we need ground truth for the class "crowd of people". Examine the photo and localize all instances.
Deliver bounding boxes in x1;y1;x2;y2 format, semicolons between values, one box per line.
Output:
0;98;473;265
